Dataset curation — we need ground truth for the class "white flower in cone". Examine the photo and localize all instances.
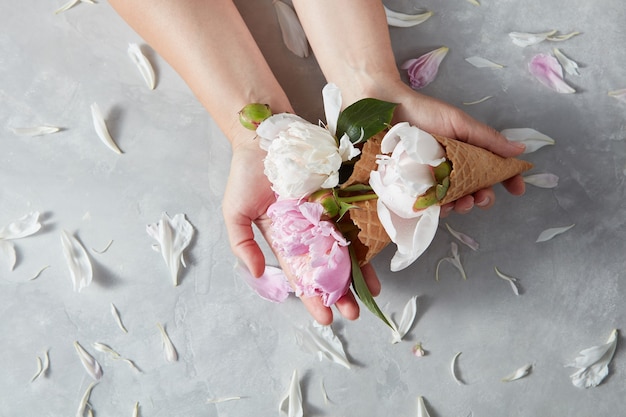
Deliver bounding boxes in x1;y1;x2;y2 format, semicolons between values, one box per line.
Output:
369;123;445;271
257;84;359;200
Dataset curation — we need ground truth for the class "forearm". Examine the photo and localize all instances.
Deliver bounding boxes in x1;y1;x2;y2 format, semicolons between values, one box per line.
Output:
292;0;402;104
109;0;292;146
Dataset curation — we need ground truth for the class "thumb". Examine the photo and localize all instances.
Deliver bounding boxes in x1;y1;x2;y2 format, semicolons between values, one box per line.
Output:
224;211;266;278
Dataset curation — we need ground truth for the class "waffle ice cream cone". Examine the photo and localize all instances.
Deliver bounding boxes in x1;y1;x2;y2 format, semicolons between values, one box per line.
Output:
432;134;533;205
344;131;533;264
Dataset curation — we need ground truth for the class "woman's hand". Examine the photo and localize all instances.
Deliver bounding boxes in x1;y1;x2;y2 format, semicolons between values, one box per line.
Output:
222;136;381;325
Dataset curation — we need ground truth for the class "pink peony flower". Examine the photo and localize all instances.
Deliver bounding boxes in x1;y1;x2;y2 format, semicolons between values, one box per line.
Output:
400;46;449;89
267;199;351;306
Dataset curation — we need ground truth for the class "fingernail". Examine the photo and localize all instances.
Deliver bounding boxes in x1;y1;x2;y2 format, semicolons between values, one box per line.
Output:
510;141;526;151
476;197;491;207
443;205;454;214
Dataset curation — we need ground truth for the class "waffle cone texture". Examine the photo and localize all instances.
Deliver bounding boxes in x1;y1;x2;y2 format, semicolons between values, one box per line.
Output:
345;132;533;264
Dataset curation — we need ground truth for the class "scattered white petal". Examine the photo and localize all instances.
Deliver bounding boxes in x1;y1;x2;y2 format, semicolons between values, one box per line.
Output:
76;381;98;417
0;240;16;271
54;0;80;14
207;396;242;404
91;102;123;155
132;402;140;417
295;321;350;369
466;0;480;5
110;303;128;333
417;396;432;417
465;56;503;69
384;6;433;27
157;322;178;362
61;230;93;292
92;239;113;254
279;370;303;417
74;341;103;381
30;356;44;382
608;89;626;103
536;224;575;242
92;342;121;358
500;128;555;153
523;173;559;188
451;352;465;385
494;267;520;296
502;363;532;382
553;48;580;76
436;242;467;281
128;43;156;89
462;95;493;106
147;213;194;286
547;31;581;42
273;0;309;58
391;296;418;344
412;343;426;357
42;350;50;377
445;223;479;251
567;329;618;388
0;211;42;240
509;30;557;47
11;126;61;136
30;265;51;280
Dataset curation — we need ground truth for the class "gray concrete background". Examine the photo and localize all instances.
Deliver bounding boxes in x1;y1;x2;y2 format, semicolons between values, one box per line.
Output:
1;0;625;416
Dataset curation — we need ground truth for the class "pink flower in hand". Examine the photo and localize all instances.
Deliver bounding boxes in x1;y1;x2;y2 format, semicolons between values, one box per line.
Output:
401;46;449;89
267;199;351;307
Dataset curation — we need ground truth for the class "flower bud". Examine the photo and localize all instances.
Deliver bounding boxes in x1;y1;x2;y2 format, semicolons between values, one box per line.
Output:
308;189;340;218
238;103;272;130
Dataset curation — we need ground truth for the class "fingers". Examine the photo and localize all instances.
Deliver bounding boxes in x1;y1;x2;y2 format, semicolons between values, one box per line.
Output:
502;174;526;196
361;263;381;296
457;113;526;158
300;295;334;325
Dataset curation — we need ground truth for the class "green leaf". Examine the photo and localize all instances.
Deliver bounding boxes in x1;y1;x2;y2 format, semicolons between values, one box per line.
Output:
336;98;397;143
349;246;394;329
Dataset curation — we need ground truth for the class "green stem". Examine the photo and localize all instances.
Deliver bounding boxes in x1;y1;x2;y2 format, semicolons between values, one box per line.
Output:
338;193;378;204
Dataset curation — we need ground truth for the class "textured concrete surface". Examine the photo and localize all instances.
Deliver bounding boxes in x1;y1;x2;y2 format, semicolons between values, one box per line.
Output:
1;1;625;416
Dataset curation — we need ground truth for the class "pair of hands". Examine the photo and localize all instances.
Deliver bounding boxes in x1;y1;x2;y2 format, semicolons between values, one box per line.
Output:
222;85;526;325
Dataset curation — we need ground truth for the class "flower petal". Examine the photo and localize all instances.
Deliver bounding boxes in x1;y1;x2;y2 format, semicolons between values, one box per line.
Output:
608;89;626;103
128;43;156;89
546;31;581;42
536;224;575;242
401;46;449;89
0;240;16;271
567;329;618;388
146;213;194;286
451;352;465;385
235;261;293;303
60;230;93;292
54;0;80;14
528;54;575;94
279;370;303;417
322;83;341;137
445;223;479;251
157;322;178;362
91;102;123;154
523;173;559;188
384;6;433;27
0;211;41;239
11;126;60;136
509;30;557;47
110;303;128;333
391;295;418;344
465;56;504;69
502;364;532;382
273;0;309;58
74;341;103;380
494;266;520;296
462;95;493;106
417;396;432;417
295;321;351;369
500;128;555;153
553;48;580;76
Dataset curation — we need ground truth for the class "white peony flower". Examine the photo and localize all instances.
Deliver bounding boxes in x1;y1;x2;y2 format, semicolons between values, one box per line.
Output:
257;84;359;200
369;123;446;271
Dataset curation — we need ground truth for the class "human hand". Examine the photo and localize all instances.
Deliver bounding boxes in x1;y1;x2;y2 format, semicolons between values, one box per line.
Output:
351;80;526;217
222;136;381;325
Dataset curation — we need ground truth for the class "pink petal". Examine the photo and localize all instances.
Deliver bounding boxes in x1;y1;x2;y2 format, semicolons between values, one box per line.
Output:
401;46;449;89
235;261;293;303
528;54;575;94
